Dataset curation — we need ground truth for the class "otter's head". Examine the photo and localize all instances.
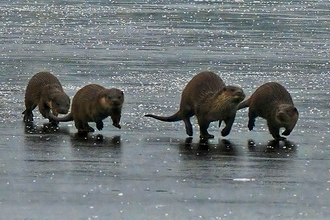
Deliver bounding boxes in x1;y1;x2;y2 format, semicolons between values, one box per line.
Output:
50;93;70;115
276;104;299;136
100;88;124;110
222;86;245;103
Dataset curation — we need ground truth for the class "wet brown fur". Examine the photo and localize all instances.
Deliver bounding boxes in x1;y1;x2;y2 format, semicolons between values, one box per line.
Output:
22;71;70;124
49;84;124;134
145;71;245;139
238;82;299;140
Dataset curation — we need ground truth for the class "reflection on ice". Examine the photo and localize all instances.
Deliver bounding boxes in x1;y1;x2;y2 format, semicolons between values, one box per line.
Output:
247;139;297;158
24;122;70;135
24;121;121;148
70;133;121;148
179;138;243;159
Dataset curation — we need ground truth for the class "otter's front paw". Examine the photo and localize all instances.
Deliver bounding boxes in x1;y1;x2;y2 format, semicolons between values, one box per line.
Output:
96;121;104;130
282;129;291;136
276;136;287;141
221;128;230;137
248;121;255;131
113;123;121;129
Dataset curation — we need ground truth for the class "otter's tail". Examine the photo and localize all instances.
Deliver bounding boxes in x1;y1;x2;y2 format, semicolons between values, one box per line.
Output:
145;112;182;122
48;112;74;122
237;98;251;110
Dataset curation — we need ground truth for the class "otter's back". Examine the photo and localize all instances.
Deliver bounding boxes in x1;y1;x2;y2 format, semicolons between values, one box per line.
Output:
72;84;105;102
250;82;294;116
71;84;104;114
25;72;63;100
181;71;225;104
27;72;62;89
251;82;293;104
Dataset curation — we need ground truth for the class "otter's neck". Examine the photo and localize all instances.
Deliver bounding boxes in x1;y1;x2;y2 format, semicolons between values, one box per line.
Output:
209;92;238;114
42;84;64;99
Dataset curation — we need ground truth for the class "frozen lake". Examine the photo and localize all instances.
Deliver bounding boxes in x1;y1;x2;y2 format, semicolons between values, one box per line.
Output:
0;0;330;219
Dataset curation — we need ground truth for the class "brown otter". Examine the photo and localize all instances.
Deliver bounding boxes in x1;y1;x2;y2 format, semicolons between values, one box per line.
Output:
238;82;299;140
49;84;124;134
22;71;70;124
145;71;245;139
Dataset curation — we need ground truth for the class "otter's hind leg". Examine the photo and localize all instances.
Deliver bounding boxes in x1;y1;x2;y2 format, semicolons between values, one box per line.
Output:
23;110;34;123
75;120;95;133
23;102;37;123
197;118;213;139
247;110;257;131
183;117;193;137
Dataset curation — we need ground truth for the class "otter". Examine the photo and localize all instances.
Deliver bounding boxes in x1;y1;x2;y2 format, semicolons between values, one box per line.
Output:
238;82;299;140
22;71;70;125
49;84;124;134
145;71;245;139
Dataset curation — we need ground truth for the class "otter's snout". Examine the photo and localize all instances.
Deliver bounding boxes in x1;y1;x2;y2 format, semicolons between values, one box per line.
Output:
235;90;245;102
59;108;69;114
111;99;122;106
56;108;69;115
